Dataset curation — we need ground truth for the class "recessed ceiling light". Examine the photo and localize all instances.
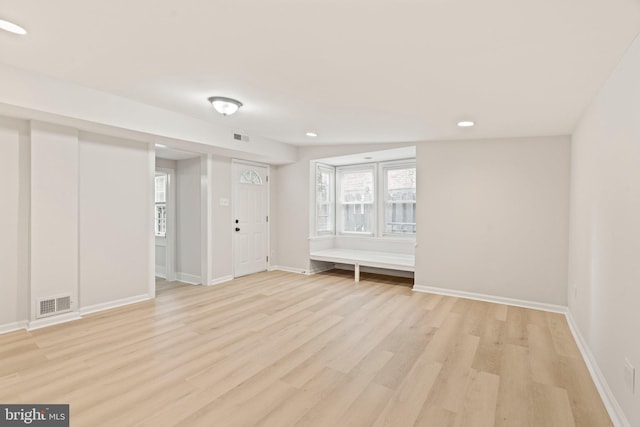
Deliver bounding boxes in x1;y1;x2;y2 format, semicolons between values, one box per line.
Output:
0;19;27;35
306;132;318;137
363;157;373;160
155;144;167;148
457;120;475;128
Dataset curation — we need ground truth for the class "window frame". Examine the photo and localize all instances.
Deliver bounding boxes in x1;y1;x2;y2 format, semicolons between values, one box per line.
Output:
154;173;168;238
336;163;377;236
315;163;336;236
378;160;417;237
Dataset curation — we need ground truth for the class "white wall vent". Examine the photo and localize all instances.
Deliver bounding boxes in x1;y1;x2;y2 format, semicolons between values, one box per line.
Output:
37;296;72;319
232;132;250;142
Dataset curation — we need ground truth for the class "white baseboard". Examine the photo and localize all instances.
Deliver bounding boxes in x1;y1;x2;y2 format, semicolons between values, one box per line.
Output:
209;275;233;286
0;320;28;335
268;265;308;274
565;311;630;427
412;284;628;426
80;294;151;316
176;272;201;285
155;272;166;279
2;295;152;335
27;312;82;331
411;284;567;314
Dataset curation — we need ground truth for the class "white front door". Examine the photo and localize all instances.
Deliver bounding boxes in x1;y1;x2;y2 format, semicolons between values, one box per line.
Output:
233;162;269;277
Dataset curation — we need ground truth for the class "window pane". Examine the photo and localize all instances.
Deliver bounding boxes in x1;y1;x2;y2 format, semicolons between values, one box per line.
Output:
155;173;168;237
317;172;329;203
385;167;416;234
384;202;416;234
387;168;416;192
338;167;374;233
240;170;263;185
341;203;374;233
155;204;166;237
340;171;374;203
155;175;167;203
316;165;334;234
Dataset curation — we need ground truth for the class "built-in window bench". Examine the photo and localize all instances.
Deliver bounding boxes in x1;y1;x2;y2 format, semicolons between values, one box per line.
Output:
309;236;415;282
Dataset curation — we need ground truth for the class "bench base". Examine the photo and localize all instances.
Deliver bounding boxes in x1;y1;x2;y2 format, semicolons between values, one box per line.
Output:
310;248;415;282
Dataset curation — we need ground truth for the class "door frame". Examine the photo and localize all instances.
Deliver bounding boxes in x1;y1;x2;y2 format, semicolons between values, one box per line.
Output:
156;167;177;282
231;159;270;278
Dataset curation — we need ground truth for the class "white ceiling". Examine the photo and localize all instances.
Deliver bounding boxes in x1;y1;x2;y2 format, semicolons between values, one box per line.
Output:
318;146;416;167
1;0;639;146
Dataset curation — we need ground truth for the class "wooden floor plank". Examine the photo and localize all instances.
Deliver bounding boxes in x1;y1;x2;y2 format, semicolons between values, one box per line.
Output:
0;270;612;427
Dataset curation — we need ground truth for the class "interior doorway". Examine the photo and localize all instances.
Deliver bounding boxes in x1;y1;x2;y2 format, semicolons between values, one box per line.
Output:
154;168;176;281
233;161;269;277
155;146;203;289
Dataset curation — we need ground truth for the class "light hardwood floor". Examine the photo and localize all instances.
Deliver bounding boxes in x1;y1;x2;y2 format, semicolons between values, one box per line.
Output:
0;270;611;426
155;276;190;294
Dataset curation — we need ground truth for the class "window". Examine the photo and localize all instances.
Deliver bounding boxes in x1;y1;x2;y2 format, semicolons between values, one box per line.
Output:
315;164;335;235
383;164;416;235
240;169;263;185
337;165;375;234
313;158;416;238
155;173;167;237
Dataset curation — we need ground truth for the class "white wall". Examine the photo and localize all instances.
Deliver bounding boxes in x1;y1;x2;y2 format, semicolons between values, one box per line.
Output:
176;157;202;282
155;246;167;277
17;122;30;325
79;132;153;308
211;155;233;281
569;34;640;427
415;136;571;306
274;137;570;307
0;62;297;165
269;166;278;272
156;158;176;170
0;116;156;328
0;118;28;330
30;121;79;320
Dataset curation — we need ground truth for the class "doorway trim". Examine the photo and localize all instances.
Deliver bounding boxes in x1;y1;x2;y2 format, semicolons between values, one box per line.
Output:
156;167;177;282
231;159;271;278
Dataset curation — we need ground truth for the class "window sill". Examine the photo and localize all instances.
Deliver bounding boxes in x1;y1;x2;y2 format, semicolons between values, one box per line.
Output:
309;235;336;240
312;234;416;242
338;234;415;243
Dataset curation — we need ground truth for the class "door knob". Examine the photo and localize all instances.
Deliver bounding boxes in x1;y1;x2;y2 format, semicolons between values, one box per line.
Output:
235;227;240;232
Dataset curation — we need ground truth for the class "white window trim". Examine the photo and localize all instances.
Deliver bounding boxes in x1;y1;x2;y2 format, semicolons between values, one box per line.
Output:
315;163;336;236
379;159;417;238
154;173;168;238
311;158;416;239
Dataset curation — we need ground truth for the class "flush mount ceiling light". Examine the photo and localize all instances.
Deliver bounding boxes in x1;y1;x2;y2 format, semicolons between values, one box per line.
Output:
0;19;27;35
305;132;318;137
208;96;242;116
457;120;476;128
